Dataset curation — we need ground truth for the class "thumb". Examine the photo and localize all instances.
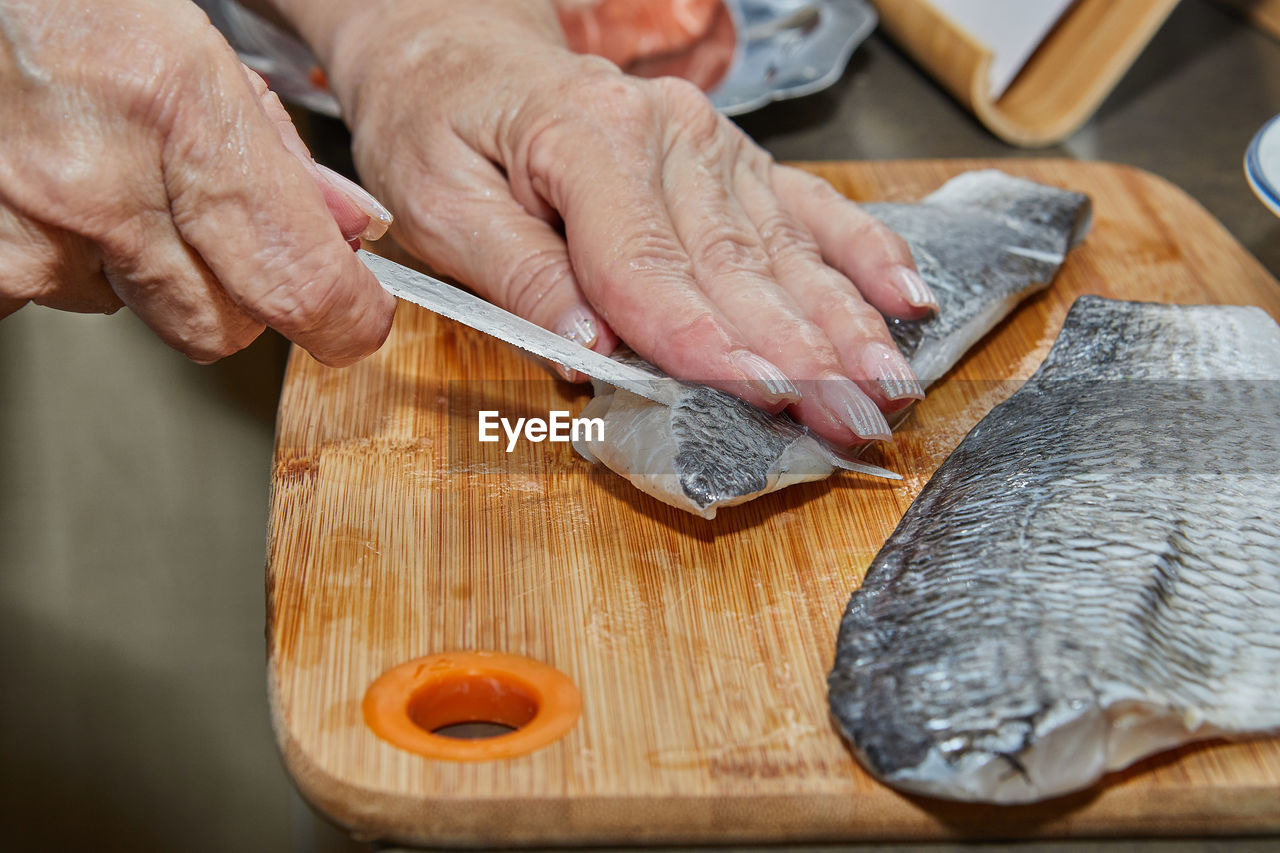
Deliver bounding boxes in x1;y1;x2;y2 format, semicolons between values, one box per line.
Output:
240;66;392;246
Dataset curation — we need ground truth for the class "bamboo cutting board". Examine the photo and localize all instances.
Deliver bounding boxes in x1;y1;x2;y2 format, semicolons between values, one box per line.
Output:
870;0;1181;147
267;160;1280;847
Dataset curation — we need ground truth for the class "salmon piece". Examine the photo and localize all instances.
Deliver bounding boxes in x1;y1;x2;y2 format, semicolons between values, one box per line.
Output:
557;0;724;68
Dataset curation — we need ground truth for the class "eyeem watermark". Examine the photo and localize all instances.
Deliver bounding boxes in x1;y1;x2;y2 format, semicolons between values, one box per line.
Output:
478;410;604;452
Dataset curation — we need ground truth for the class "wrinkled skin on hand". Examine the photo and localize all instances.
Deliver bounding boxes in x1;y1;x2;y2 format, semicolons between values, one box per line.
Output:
278;0;938;447
0;0;394;365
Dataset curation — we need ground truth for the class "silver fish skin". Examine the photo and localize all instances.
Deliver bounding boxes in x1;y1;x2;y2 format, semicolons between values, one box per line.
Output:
573;170;1091;518
863;170;1091;385
574;353;873;517
828;296;1280;804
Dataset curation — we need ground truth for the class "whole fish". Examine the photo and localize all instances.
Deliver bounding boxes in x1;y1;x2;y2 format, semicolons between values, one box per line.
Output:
828;295;1280;803
574;170;1092;518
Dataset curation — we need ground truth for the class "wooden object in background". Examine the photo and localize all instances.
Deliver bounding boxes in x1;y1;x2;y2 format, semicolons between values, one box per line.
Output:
1215;0;1280;39
871;0;1181;146
267;160;1280;847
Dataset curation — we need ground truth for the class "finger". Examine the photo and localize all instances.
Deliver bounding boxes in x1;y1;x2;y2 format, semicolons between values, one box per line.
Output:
99;207;265;363
165;51;394;367
0;209;122;315
386;135;619;374
733;165;923;415
772;165;938;318
525;117;800;411
242;66;392;245
659;130;889;443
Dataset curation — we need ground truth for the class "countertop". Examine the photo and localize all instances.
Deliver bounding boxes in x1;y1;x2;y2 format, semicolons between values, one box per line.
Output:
2;1;1278;850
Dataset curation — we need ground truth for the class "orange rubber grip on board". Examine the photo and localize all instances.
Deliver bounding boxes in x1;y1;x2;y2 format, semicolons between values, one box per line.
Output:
362;651;581;761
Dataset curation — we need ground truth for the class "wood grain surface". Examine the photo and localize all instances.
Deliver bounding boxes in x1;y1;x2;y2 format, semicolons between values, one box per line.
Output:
267;160;1280;847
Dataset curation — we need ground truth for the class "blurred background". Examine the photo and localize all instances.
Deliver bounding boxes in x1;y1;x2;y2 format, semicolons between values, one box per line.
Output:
2;0;1278;850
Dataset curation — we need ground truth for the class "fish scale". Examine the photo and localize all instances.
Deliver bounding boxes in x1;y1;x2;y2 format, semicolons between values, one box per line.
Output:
828;295;1280;803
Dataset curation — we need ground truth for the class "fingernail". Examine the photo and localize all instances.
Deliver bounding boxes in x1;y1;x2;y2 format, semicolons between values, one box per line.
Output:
555;307;599;349
730;351;802;406
554;363;588;383
891;265;939;312
554;307;597;382
862;342;924;402
817;372;891;441
315;163;393;240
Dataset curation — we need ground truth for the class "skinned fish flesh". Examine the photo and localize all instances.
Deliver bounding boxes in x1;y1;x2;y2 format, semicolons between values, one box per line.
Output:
573;170;1092;518
829;295;1280;804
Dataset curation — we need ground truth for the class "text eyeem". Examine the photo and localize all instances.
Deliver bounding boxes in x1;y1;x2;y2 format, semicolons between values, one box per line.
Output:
478;410;604;452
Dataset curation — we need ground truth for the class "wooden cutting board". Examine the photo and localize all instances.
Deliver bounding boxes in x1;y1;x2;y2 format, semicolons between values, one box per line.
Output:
267;160;1280;847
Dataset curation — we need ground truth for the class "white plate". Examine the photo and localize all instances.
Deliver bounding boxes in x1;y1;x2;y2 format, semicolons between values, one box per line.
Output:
1245;113;1280;218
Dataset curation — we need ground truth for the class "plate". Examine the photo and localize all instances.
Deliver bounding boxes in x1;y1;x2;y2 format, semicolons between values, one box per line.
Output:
710;0;877;116
1245;113;1280;218
216;0;875;120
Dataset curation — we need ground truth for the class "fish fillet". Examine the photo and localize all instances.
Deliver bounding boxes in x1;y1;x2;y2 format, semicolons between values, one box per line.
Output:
829;295;1280;803
573;170;1091;517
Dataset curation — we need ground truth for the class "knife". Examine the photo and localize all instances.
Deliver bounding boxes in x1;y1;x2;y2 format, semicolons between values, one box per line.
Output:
360;250;900;482
359;250;683;406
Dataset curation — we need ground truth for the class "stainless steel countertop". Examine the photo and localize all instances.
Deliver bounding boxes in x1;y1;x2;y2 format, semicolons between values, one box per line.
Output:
2;1;1278;850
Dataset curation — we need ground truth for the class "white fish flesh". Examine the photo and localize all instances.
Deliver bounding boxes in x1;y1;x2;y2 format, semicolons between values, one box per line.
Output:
828;295;1280;803
573;170;1092;518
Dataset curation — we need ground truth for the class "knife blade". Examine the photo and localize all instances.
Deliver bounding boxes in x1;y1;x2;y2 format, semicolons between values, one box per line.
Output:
359;250;682;406
360;250;900;482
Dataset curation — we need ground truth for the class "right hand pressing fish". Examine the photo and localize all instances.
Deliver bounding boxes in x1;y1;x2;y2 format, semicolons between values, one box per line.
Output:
0;0;395;366
268;0;939;448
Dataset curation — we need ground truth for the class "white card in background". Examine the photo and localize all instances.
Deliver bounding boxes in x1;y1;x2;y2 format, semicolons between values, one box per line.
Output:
929;0;1078;98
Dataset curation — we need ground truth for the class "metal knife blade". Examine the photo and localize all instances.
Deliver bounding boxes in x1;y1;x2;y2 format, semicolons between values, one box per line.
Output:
360;250;900;483
359;250;682;405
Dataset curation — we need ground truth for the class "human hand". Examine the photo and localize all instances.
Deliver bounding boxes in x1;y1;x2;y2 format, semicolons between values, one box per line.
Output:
277;0;937;445
0;0;395;366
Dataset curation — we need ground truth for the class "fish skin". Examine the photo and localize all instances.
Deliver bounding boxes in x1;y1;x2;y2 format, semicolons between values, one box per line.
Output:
575;352;839;516
828;296;1280;804
573;170;1091;518
863;170;1091;383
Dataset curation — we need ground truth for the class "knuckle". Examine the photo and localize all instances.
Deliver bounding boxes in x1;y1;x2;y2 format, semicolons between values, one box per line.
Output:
783;167;844;206
623;228;693;277
247;247;346;332
655;76;712;113
95;218;151;270
0;215;65;300
878;225;914;260
664;309;729;354
656;77;722;148
0;249;54;302
169;296;265;363
111;17;231;130
818;285;880;327
691;227;763;276
528;66;653;138
850;214;912;260
755;211;818;257
502;249;575;321
574;71;652;125
184;324;260;364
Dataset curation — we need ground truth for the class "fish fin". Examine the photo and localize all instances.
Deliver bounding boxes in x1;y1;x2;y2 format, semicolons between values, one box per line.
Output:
826;454;903;481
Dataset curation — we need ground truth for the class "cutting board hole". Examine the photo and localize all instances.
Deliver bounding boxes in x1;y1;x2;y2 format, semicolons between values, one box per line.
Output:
432;721;519;740
362;651;581;761
406;673;539;735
